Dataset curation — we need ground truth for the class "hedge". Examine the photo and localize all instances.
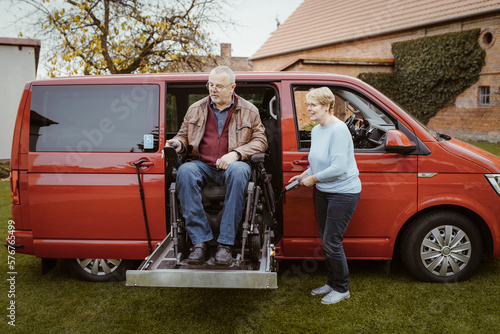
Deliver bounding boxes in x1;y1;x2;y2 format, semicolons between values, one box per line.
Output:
0;161;9;179
359;29;485;124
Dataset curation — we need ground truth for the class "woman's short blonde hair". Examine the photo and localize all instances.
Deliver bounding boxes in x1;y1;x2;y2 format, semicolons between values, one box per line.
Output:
306;87;335;114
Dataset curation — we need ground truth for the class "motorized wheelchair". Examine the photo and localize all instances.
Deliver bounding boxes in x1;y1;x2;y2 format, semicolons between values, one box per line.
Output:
164;145;277;270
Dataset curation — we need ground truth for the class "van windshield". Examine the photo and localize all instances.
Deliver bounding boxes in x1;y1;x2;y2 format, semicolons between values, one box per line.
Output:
404;110;440;140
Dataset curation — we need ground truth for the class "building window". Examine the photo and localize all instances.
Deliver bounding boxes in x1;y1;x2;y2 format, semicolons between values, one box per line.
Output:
479;86;490;105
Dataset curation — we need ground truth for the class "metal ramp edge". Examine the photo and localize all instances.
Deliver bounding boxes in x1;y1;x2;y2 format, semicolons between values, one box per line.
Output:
126;231;278;289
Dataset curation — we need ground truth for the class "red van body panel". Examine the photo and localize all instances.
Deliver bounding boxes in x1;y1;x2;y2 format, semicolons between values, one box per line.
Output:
10;85;29;237
7;72;500;265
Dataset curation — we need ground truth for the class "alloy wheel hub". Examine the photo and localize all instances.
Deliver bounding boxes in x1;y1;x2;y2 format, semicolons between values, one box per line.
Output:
420;225;471;277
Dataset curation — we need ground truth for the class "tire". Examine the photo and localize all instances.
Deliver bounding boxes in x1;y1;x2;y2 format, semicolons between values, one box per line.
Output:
249;233;262;262
177;226;190;259
400;211;483;283
64;258;140;282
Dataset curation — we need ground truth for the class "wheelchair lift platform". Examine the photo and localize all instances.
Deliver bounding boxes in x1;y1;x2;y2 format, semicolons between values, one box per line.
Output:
126;230;278;289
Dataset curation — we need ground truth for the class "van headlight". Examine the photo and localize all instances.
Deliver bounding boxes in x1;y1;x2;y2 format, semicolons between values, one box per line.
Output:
486;174;500;196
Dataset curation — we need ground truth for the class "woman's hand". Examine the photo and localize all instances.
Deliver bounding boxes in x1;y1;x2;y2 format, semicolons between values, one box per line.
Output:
301;174;318;187
288;173;318;187
288;174;304;184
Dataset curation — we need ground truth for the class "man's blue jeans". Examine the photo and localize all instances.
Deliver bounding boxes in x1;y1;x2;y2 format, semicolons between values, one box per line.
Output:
316;190;361;293
177;160;251;245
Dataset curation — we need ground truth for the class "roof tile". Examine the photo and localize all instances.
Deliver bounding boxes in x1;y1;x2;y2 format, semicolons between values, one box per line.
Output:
251;0;500;59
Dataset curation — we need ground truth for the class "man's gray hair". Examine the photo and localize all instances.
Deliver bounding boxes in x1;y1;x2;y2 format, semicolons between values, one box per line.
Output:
210;66;235;84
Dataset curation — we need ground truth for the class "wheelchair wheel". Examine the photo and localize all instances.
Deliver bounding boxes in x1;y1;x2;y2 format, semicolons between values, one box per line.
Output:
177;226;190;259
249;233;262;262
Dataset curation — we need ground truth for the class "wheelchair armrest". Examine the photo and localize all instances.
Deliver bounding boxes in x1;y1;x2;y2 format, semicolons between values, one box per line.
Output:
164;146;181;168
250;153;266;164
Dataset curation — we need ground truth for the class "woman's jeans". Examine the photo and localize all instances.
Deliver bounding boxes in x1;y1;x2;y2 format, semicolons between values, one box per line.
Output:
177;160;251;246
316;190;361;293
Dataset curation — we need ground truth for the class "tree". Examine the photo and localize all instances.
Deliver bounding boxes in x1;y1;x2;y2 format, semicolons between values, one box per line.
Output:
16;0;231;76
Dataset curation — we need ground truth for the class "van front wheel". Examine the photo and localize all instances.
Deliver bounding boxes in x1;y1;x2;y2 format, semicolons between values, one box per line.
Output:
64;258;140;282
401;211;483;283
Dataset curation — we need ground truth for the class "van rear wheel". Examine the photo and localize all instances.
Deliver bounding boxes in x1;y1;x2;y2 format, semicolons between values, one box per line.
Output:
65;258;140;282
401;211;483;283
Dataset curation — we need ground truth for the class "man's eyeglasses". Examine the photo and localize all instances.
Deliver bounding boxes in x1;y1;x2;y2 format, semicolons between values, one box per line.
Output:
206;82;234;91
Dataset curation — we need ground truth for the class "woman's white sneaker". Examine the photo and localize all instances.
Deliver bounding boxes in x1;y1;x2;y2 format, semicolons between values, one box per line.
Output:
321;290;350;304
311;284;333;296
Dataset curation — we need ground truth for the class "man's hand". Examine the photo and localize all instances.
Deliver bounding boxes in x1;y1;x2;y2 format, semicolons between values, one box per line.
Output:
216;151;239;170
165;139;182;153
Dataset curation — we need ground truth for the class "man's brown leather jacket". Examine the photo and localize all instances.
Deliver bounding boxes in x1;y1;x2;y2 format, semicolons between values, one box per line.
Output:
173;95;268;161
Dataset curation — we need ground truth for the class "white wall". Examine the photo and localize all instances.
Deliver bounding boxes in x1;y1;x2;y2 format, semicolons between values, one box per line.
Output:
0;44;37;159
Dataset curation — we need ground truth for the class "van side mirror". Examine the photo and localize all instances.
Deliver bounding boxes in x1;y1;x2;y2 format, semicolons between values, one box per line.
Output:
385;129;416;154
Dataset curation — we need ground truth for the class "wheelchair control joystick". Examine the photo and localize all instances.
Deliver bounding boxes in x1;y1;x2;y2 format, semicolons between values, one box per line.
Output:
163;143;182;168
285;179;301;192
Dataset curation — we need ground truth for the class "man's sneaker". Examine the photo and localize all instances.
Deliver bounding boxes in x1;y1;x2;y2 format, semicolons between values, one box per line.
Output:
321;290;350;305
311;284;333;296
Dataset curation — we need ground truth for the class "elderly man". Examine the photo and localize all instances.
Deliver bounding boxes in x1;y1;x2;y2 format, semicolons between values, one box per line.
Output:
165;66;268;265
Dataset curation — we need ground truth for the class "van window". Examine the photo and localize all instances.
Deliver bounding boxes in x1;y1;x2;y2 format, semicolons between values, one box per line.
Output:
165;85;279;140
166;84;282;197
165;93;178;136
293;86;396;151
30;85;160;152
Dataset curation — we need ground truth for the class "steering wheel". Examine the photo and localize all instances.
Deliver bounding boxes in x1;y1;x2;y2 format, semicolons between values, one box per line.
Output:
345;114;356;137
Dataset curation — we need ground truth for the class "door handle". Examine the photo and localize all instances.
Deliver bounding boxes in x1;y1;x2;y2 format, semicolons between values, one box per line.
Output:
131;159;155;168
293;160;309;165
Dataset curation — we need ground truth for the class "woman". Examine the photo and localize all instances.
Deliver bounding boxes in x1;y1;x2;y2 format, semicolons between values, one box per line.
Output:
289;87;361;305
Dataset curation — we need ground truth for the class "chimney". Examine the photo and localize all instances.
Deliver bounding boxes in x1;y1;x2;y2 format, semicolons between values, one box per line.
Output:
221;43;231;58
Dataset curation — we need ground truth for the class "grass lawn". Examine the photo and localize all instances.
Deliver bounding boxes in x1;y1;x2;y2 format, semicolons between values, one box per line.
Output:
468;141;500;156
1;140;499;333
1;184;499;333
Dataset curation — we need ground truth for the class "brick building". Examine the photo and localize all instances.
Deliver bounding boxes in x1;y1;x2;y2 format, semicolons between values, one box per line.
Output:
250;0;500;143
205;43;252;72
173;43;252;72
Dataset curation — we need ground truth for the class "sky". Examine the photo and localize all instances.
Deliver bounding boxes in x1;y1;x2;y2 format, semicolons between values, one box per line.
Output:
212;0;303;57
0;0;304;76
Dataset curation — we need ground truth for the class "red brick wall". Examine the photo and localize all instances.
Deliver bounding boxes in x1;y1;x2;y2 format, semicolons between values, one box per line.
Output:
428;16;500;143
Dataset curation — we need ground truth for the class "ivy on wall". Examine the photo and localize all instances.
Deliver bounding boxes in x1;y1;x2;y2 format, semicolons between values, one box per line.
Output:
359;29;485;124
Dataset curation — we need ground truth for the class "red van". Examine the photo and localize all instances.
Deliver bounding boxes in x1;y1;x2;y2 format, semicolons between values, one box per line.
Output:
7;72;500;288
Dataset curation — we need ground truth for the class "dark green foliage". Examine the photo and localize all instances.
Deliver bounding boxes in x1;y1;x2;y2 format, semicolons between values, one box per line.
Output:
359;29;485;123
358;72;398;101
0;161;9;179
